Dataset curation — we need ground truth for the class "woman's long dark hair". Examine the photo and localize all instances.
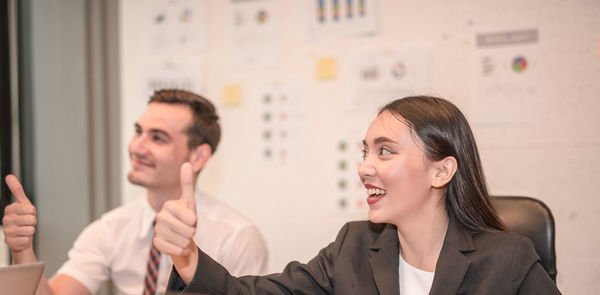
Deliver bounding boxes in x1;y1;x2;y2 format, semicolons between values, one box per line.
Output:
380;96;506;232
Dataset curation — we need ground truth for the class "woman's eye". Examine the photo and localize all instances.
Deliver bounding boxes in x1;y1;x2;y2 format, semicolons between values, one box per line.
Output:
379;147;391;155
360;149;367;160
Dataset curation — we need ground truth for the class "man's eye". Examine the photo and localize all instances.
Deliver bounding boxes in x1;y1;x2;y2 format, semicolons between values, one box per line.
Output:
152;135;167;142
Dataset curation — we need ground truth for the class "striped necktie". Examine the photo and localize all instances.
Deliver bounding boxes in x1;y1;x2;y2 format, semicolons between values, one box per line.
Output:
143;244;161;295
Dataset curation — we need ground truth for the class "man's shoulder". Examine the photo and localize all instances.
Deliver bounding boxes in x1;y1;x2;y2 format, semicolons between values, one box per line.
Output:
101;195;146;219
196;193;258;232
83;196;147;232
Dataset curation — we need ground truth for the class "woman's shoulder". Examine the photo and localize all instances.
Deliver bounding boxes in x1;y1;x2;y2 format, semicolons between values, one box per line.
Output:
473;230;536;252
441;228;559;294
470;230;541;269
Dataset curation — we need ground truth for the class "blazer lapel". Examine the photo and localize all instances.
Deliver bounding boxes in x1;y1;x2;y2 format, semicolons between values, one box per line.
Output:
368;224;400;295
429;218;476;295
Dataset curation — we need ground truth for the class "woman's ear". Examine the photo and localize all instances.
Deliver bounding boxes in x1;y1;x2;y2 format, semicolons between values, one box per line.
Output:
189;143;212;174
430;156;457;188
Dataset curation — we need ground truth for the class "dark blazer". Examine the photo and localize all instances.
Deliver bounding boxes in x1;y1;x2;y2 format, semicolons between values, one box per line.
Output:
168;219;561;294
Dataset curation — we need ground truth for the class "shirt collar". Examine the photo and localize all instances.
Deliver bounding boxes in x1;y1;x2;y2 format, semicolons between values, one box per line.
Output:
140;197;157;239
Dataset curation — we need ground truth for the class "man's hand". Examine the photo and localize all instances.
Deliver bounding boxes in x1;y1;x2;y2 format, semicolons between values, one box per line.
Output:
153;163;199;283
2;175;38;263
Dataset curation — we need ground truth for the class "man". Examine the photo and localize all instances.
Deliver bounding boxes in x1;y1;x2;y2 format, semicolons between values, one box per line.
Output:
3;89;268;294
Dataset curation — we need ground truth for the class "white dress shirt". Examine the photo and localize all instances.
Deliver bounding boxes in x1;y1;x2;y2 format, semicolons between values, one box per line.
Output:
55;190;268;295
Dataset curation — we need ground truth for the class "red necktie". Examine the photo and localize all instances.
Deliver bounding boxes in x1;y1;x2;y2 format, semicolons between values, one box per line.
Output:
143;244;161;295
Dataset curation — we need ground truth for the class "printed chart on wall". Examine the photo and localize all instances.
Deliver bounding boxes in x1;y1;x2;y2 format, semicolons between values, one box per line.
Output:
138;59;204;114
346;49;431;113
331;129;368;216
471;28;540;127
230;0;279;68
254;82;305;164
305;0;378;39
142;0;207;55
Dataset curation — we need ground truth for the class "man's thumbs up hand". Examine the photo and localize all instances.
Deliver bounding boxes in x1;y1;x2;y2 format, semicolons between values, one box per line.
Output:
153;163;197;256
153;163;199;283
3;175;38;263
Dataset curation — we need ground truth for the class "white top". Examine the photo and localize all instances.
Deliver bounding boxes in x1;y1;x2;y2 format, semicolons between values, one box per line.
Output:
56;191;268;295
398;254;435;295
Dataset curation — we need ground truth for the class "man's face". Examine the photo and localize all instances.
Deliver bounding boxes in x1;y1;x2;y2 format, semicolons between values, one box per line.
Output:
127;103;194;190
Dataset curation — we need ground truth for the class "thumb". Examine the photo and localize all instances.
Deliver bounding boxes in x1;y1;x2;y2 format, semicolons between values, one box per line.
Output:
5;175;32;205
180;162;196;211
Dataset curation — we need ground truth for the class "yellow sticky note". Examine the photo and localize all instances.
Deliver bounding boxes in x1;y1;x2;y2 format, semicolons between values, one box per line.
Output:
222;84;241;106
315;57;337;80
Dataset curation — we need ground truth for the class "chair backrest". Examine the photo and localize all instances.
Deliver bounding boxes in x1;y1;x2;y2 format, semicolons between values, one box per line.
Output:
492;196;557;282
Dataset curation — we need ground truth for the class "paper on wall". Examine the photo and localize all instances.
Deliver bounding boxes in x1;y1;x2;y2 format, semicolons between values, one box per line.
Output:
305;0;378;40
315;57;337;80
142;0;207;55
138;59;204;114
330;129;368;216
229;0;279;68
470;28;540;127
346;49;431;113
254;82;305;164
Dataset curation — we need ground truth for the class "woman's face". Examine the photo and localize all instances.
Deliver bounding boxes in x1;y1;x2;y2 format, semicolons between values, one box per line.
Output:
358;110;439;225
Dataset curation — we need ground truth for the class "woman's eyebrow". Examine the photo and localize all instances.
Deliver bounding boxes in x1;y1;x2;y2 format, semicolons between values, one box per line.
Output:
374;137;396;145
363;137;397;147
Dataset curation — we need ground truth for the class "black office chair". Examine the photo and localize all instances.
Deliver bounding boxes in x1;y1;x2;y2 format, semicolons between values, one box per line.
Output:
492;196;557;282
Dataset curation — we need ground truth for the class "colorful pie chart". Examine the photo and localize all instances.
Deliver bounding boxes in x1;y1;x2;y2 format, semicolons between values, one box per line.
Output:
257;9;268;24
391;62;407;79
512;56;527;73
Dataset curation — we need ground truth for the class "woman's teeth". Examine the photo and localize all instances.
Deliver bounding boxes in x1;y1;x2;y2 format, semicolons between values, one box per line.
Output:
367;188;386;196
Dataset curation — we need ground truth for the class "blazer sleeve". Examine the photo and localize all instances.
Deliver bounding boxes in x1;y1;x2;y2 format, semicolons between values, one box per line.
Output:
512;238;562;295
517;262;562;295
167;223;352;294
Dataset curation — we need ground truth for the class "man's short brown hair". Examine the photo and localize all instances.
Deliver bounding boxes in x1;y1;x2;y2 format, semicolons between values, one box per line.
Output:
149;89;221;153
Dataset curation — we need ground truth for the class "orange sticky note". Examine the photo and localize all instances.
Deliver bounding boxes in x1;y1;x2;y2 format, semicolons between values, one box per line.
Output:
315;57;337;80
222;84;241;106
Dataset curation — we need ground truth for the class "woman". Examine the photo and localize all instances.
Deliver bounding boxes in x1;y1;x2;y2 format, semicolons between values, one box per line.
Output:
155;96;561;294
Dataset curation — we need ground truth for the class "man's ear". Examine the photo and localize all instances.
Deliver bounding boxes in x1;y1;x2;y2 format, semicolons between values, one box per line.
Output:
189;143;212;174
430;156;457;189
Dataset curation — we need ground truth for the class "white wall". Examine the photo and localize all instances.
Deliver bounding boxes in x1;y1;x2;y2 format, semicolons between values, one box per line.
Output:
120;1;600;294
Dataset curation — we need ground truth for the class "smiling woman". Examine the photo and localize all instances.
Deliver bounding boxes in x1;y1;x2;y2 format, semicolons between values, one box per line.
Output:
158;96;561;295
374;97;506;234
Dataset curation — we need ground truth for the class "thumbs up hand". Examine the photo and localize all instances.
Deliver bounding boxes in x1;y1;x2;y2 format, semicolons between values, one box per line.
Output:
180;162;196;213
2;175;38;263
153;163;199;283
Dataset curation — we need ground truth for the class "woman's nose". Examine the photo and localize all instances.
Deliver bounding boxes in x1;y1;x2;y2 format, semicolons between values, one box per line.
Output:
357;156;375;181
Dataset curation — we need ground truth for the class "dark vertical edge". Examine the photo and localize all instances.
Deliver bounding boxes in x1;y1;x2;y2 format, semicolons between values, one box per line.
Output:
104;0;121;213
84;0;96;222
0;0;11;222
16;0;34;210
